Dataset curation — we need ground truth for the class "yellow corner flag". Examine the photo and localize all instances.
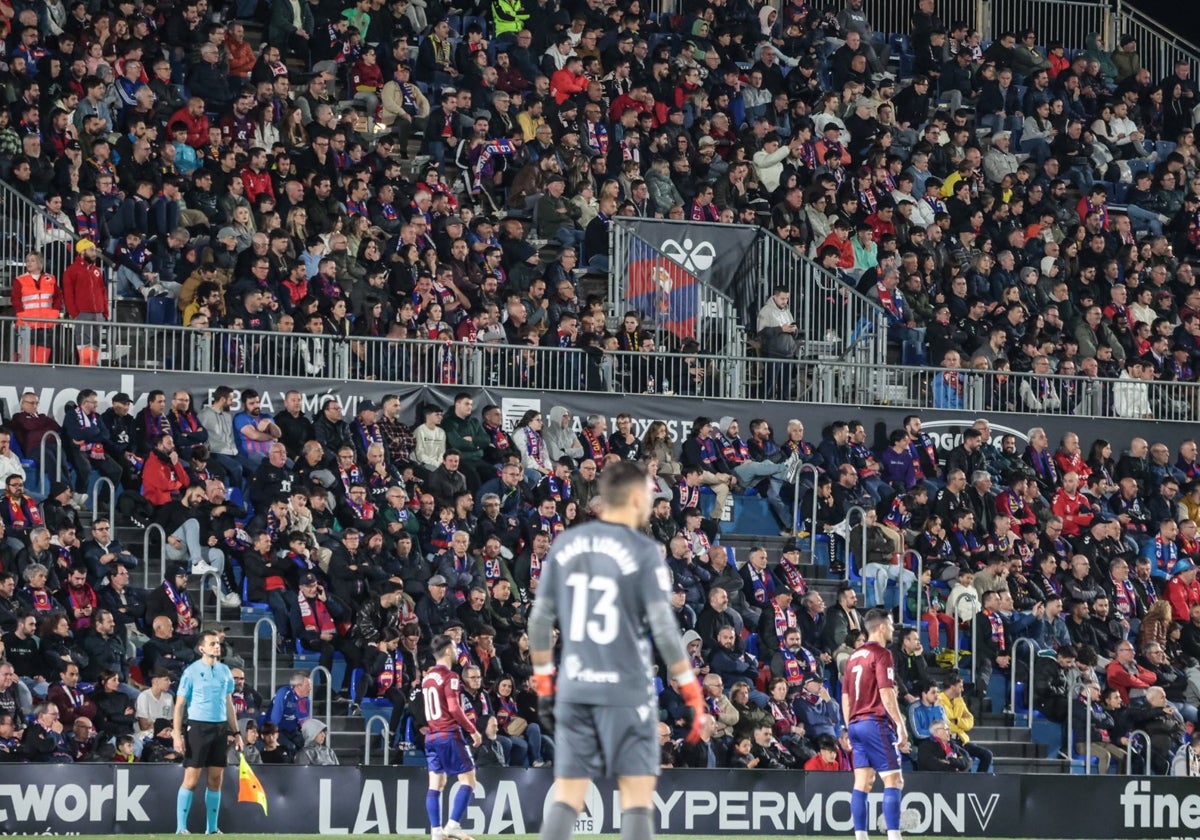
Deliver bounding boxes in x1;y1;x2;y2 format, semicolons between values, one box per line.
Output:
238;753;268;815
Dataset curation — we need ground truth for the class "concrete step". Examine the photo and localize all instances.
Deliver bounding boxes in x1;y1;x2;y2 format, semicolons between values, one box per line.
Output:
972;740;1044;759
991;756;1072;774
971;725;1032;742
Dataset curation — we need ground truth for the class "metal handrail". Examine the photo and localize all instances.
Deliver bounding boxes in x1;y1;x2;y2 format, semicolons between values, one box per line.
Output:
196;571;224;626
309;665;334;743
38;431;63;487
89;477;116;525
902;549;922;626
790;463;822;564
1127;729;1153;776
969;597;979;687
953;590;978;675
1083;686;1094;775
1065;670;1080;765
141;523;167;589
251;617;278;696
844;505;868;598
363;717;392;766
1009;638;1039;732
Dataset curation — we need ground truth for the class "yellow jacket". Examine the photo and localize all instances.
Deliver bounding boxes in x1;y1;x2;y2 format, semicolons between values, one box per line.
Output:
939;693;974;744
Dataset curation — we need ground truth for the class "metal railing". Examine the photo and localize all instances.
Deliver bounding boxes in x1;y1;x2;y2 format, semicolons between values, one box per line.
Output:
16;316;1200;425
141;523;167;589
1114;3;1200;90
1127;729;1152;775
37;431;63;491
1009;638;1039;733
252;617;279;696
902;549;923;625
844;505;870;601
990;0;1111;49
197;571;225;626
790;463;822;564
609;220;746;358
309;665;334;744
363;717;392;766
954;590;979;676
89;477;117;525
735;233;889;370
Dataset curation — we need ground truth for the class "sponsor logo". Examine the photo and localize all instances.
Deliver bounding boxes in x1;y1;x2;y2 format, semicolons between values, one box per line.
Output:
1121;780;1200;831
563;655;620;685
501;397;542;432
659;238;716;273
544;781;604;835
920;419;1030;454
0;769;149;824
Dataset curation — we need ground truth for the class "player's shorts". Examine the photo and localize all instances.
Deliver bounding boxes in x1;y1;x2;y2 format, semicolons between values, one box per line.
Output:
425;730;475;776
848;717;902;775
554;700;658;779
184;720;231;768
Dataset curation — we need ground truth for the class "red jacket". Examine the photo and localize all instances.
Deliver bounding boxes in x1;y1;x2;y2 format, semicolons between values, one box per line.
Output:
550;68;589;105
240;166;275;204
1166;574;1200;621
167;106;211;149
1053;450;1092;482
818;232;855;269
1051;489;1094;537
226;34;256;78
141;451;190;506
351;59;384;93
63;257;107;318
1104;659;1156;704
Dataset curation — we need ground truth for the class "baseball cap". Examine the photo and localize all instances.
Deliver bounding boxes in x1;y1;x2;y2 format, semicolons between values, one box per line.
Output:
299;572;319;585
217;227;237;241
112;392;132;404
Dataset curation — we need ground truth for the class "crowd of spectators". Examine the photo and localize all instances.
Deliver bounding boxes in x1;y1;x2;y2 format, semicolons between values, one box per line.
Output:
1;374;1198;773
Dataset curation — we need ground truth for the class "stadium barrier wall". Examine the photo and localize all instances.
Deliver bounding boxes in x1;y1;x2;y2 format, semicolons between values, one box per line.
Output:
0;764;1191;837
2;363;1196;455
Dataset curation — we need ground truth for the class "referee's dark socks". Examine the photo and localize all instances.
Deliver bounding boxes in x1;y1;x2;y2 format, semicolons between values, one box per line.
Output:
539;801;579;840
621;807;654;840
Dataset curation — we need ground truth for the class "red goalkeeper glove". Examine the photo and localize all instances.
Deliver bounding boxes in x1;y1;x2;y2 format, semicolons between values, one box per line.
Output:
679;677;708;744
535;669;555;733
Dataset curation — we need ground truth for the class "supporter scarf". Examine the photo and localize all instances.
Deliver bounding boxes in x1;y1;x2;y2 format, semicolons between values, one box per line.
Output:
620;328;641;351
537;515;564;541
585;120;608;156
851;442;877;475
528;552;544;584
265;510;284;542
1152;537;1178;573
999;488;1027;521
778;561;806;595
57;681;85;709
885;498;910;530
297;595;335;634
1174;359;1195;381
485;423;511;452
523;427;543;463
67;585;96;629
455;640;472;669
75;212;100;240
773;602;797;641
398;83;419;115
689;202;718;222
1085;199;1108;229
684;525;711;555
23;586;52;612
6;493;40;531
952;528;979;557
357;422;382;453
173;409;200;434
544;475;571;501
770;699;797;727
472;138;515;192
716;432;749;465
439;341;457;384
984;609;1005;650
942;370;961;396
678;482;700;509
432;521;456;548
161;579;194;631
75;408;104;459
483;555;504;585
339;465;364;496
696;437;719;467
783;439;815;459
1112;576;1136;619
778;646;815;686
746;565;774;605
345;199;368;217
581;429;607;462
924;195;945;214
497;694;519;726
858;188;877;215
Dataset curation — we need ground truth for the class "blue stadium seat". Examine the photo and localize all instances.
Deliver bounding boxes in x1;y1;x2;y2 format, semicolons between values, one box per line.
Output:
745;633;760;657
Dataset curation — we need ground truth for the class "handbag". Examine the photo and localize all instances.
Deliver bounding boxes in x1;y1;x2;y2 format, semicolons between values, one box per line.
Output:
505;715;529;737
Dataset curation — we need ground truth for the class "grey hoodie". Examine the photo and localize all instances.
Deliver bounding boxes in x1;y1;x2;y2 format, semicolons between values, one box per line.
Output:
543;406;584;463
295;718;339;766
228;718;262;765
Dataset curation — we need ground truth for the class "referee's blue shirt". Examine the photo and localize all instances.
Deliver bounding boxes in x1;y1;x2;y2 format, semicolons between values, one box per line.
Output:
178;660;235;723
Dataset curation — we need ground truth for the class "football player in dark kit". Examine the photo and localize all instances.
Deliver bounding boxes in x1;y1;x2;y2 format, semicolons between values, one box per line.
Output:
844;608;911;840
529;460;707;840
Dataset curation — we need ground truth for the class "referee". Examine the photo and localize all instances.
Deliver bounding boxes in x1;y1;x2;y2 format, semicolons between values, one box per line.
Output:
173;629;243;834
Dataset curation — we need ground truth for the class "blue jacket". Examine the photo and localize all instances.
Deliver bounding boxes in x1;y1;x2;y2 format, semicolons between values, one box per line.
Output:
268;686;311;733
908;699;949;740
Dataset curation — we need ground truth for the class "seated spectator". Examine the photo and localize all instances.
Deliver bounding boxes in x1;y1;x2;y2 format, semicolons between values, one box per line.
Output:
269;671;313;753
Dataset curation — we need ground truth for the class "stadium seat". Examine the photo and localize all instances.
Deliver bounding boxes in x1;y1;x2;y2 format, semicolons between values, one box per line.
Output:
719;495;780;536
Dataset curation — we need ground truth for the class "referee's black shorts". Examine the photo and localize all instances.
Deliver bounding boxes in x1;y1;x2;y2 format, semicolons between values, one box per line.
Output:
184;720;231;768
